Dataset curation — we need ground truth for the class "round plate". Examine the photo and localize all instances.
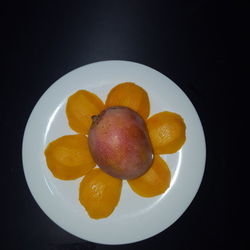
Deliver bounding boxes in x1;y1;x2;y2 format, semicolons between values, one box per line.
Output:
22;60;206;244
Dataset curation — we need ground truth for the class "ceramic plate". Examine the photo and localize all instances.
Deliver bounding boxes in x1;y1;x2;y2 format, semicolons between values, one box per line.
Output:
22;60;206;244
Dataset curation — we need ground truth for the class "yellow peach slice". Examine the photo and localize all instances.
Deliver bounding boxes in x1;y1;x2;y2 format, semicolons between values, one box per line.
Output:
79;168;122;219
66;90;105;134
105;82;150;120
146;111;186;154
128;155;171;197
44;134;95;180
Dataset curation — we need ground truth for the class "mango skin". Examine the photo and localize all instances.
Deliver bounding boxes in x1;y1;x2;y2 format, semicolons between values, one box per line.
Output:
88;106;153;180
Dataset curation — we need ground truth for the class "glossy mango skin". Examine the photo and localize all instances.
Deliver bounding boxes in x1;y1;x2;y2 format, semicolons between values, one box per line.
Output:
88;106;153;180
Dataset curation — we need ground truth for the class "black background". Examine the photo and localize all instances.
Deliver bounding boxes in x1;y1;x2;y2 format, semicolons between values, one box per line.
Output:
1;0;240;249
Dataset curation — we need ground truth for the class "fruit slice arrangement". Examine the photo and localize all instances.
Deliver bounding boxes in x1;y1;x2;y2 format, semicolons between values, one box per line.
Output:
44;82;186;219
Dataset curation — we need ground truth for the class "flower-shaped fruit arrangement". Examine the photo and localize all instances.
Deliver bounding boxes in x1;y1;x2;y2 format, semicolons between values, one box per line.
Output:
44;82;186;219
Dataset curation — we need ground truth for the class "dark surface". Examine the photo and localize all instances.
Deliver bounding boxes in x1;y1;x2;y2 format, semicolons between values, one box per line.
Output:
2;0;238;249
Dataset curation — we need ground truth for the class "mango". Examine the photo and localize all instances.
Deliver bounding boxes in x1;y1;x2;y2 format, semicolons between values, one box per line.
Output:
66;90;105;135
128;155;171;197
44;134;95;180
79;168;122;219
146;111;186;154
88;106;153;179
105;82;150;120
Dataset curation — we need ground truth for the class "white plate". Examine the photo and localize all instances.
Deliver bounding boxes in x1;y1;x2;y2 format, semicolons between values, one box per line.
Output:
22;60;206;245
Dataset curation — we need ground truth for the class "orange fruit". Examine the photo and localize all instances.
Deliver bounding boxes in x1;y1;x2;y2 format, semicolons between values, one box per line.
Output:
146;111;186;154
105;82;150;120
44;134;95;180
79;168;122;219
66;90;105;134
128;155;171;197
